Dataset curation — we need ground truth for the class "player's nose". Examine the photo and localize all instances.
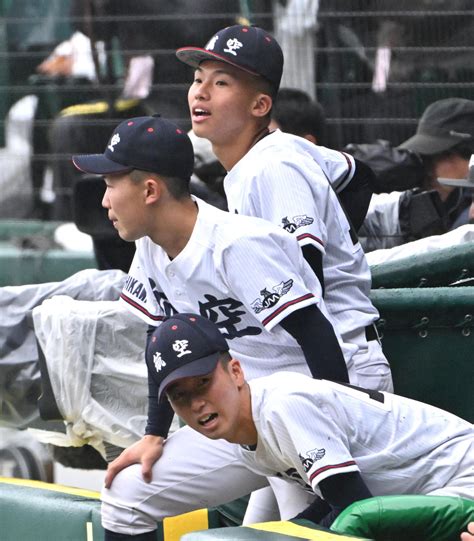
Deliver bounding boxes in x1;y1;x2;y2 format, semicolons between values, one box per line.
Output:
193;83;210;101
189;395;207;412
101;190;110;209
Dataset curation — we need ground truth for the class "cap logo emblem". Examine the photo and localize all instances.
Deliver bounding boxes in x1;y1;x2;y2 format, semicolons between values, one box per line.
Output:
224;38;243;56
206;35;219;51
108;133;120;152
153;352;166;372
172;339;192;358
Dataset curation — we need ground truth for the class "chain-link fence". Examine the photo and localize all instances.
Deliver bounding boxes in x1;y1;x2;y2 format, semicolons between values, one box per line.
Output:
0;0;472;220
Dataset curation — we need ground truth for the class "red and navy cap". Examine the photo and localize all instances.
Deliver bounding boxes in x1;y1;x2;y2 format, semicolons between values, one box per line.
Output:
72;115;194;179
146;313;229;401
176;24;283;91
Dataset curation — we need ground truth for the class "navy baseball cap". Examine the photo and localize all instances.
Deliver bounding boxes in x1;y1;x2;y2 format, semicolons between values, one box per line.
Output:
399;98;474;156
146;313;229;400
72;115;194;179
176;24;283;91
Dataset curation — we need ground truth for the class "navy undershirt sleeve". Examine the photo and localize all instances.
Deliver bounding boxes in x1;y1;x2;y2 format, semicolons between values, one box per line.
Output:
280;305;349;383
301;245;324;296
294;471;372;527
144;374;174;437
144;325;174;437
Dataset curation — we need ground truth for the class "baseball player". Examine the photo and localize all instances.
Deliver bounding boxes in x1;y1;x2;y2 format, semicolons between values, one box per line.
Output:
176;25;393;394
177;25;394;522
72;115;357;539
151;313;474;529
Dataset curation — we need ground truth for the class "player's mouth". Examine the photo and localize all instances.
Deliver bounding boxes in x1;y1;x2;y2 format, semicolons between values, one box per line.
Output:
192;107;211;123
198;412;218;427
109;215;118;227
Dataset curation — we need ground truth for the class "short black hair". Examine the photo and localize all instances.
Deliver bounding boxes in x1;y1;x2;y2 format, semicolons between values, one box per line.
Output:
129;169;191;200
272;88;326;142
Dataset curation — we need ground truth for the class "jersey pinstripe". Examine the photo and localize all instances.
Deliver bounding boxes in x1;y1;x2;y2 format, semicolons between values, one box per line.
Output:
224;130;379;341
120;197;356;381
239;372;473;497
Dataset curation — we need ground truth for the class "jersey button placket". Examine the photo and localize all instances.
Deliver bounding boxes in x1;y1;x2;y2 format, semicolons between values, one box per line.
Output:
167;266;182;296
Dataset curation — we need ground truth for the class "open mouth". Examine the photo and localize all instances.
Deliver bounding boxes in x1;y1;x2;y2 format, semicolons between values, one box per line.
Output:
198;413;218;426
193;108;210;118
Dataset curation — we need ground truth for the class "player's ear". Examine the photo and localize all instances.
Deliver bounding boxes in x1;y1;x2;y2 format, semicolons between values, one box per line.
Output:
252;93;273;118
144;176;162;204
229;358;245;385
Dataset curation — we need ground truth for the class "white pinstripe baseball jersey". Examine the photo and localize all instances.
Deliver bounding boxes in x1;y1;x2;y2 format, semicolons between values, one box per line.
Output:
224;130;379;339
239;372;474;497
120;197;356;381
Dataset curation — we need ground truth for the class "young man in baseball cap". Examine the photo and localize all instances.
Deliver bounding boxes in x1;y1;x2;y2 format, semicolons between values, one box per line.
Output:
177;24;394;524
73;115;357;539
176;25;392;407
150;313;474;529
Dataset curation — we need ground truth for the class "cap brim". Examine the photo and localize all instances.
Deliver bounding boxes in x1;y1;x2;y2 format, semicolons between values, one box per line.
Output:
158;352;220;401
437;177;474;189
399;133;459;155
176;47;260;78
72;154;133;175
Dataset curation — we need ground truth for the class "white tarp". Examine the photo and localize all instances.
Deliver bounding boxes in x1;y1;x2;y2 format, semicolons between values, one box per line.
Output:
366;224;474;266
32;297;148;457
0;268;126;429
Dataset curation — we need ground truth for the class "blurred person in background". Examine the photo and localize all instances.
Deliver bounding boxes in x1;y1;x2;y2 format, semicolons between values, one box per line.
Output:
355;98;474;251
269;87;326;144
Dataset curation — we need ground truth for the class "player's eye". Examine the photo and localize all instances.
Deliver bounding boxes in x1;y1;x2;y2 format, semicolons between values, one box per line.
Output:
193;76;202;84
167;389;184;403
215;79;228;86
197;376;211;388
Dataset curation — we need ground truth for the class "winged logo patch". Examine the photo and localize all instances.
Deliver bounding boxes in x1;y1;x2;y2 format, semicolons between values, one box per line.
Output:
251;279;293;313
299;448;326;473
281;215;314;233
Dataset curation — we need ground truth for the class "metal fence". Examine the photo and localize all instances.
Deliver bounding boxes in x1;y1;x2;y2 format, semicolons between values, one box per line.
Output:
0;0;472;219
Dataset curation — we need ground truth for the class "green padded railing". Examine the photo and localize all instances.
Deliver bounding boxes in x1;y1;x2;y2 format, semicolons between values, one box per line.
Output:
331;495;474;541
371;242;474;289
371;287;473;422
0;478;223;541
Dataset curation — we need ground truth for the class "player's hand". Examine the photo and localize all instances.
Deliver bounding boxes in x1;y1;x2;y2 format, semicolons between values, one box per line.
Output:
104;435;165;488
461;522;474;541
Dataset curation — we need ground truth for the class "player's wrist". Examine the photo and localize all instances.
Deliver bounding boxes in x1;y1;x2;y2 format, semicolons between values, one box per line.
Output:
143;434;165;446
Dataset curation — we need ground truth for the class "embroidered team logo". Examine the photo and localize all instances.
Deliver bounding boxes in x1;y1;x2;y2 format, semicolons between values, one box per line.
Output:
108;133;120;152
206;35;219;50
153;352;166;373
281;215;314;233
251;279;293;313
172;339;192;358
224;38;243;56
299;448;326;473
